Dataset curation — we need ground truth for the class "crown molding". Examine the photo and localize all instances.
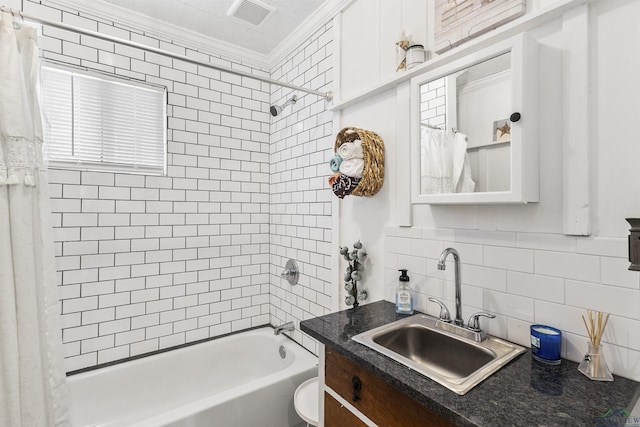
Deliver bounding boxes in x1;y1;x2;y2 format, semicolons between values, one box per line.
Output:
44;0;271;69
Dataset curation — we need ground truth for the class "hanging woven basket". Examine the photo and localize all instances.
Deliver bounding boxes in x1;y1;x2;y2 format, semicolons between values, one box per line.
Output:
333;127;385;197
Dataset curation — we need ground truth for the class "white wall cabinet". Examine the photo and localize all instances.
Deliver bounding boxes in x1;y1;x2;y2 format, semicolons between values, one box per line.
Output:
337;0;429;102
410;34;540;204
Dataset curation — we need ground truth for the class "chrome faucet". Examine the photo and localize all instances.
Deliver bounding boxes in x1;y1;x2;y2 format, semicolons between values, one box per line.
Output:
437;248;464;327
274;321;295;336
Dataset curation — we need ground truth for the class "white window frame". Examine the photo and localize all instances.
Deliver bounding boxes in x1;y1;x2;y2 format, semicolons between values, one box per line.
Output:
41;62;167;176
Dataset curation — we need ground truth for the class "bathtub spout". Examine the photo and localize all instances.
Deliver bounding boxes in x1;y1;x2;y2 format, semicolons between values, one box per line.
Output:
274;321;295;335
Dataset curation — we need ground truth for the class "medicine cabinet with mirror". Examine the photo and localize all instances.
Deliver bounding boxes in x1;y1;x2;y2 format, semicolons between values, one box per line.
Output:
410;34;539;204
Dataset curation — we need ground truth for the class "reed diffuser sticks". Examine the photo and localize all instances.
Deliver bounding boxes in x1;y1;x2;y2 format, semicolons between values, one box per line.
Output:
579;309;612;380
581;310;609;346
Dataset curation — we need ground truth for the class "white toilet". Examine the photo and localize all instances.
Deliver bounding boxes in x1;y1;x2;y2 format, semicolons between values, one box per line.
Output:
294;377;319;426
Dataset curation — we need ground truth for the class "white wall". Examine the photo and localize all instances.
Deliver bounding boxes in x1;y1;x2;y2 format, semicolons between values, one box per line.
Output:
591;0;640;237
339;0;428;99
337;88;399;306
4;0;20;10
337;0;640;381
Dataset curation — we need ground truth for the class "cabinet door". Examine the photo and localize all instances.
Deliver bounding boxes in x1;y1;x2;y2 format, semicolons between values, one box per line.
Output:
410;33;540;204
325;392;368;427
324;348;453;427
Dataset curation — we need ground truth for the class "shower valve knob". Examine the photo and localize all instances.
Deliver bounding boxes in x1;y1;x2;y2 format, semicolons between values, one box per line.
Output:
280;259;299;285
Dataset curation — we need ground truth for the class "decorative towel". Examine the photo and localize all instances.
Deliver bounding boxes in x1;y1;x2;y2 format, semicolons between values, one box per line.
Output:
332;174;360;199
329;155;343;173
337;139;364;160
328;172;341;187
339;158;364;178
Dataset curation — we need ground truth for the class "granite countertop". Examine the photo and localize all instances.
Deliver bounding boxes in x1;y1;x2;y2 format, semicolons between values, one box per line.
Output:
300;300;640;427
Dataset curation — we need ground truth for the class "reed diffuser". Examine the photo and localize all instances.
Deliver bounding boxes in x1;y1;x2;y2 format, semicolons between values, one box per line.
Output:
578;310;613;381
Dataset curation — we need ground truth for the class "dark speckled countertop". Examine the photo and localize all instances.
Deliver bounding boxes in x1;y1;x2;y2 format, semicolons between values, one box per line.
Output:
300;300;640;427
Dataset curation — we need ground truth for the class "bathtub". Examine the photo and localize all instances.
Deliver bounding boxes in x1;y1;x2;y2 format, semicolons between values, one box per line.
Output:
68;327;318;427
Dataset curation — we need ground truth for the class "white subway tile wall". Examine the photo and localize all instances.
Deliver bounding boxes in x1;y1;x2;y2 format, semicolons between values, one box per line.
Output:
384;227;640;381
419;76;447;127
269;23;334;355
32;0;275;372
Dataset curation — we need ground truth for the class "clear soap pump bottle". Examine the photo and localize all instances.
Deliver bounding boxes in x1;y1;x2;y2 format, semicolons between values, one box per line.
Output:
395;269;413;314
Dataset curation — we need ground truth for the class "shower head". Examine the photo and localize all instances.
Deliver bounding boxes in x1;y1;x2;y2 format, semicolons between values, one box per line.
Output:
270;95;297;117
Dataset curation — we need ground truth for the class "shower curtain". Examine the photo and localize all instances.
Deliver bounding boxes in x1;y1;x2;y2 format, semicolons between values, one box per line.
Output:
0;12;70;427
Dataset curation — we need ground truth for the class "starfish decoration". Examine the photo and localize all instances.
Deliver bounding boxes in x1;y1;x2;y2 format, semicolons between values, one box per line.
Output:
497;121;511;137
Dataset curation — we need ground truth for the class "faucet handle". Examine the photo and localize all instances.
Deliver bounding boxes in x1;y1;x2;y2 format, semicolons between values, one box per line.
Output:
467;312;496;332
428;297;452;323
281;269;294;277
280;259;299;285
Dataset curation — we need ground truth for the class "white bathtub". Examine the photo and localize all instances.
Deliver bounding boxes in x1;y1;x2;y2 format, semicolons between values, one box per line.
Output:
68;327;318;427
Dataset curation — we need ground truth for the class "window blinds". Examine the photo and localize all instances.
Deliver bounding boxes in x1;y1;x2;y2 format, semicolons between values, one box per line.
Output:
41;65;167;175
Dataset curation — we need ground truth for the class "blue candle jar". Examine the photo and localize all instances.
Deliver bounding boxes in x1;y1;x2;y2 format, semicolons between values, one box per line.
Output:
530;325;562;365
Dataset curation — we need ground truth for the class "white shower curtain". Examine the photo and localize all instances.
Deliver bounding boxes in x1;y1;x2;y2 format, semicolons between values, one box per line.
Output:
0;12;70;427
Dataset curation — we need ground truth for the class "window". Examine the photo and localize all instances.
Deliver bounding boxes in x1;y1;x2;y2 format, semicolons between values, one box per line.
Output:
41;64;167;175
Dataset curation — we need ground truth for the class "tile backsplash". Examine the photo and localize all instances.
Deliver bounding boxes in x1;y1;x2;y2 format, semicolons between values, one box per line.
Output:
384;226;640;381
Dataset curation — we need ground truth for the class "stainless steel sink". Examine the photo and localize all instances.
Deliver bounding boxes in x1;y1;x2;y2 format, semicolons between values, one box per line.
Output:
352;314;525;395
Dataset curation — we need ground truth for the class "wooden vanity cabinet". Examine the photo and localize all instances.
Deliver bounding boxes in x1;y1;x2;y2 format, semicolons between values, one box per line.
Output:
323;347;454;426
324;392;368;426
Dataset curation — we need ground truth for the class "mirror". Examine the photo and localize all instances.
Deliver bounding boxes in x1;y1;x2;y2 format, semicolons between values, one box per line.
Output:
410;34;539;204
419;52;512;194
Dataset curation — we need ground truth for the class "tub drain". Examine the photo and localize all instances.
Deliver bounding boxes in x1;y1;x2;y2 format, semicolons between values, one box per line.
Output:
279;345;286;359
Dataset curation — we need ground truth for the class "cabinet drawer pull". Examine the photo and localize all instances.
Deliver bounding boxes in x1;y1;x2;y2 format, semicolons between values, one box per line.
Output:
352;375;362;402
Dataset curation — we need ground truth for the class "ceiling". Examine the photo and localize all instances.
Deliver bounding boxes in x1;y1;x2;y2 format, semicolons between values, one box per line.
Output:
100;0;329;57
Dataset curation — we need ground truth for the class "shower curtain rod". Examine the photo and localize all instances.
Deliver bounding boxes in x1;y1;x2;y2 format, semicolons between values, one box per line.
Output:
0;6;333;102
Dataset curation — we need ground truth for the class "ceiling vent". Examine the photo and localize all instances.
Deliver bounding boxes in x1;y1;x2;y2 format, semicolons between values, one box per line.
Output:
227;0;275;26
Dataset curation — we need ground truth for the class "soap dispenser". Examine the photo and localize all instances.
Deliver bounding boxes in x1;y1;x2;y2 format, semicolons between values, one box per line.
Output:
395;269;414;314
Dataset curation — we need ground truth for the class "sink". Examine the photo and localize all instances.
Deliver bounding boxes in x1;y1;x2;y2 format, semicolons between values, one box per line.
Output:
351;314;525;395
372;325;496;378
